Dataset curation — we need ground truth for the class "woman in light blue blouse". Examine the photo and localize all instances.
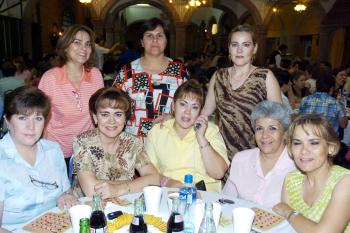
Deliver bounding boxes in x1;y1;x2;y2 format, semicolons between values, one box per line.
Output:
0;87;78;232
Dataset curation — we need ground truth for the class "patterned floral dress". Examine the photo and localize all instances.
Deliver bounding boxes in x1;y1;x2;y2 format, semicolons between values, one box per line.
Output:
72;129;150;197
213;67;268;180
113;58;188;139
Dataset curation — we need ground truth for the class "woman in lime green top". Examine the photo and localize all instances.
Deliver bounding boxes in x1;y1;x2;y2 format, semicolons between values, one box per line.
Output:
273;114;350;233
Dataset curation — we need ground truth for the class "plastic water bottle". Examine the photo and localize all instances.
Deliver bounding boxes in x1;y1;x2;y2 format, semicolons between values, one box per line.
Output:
179;174;197;204
179;174;197;233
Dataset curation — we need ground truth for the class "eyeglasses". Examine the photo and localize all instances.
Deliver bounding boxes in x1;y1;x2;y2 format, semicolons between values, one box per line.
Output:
72;91;83;112
29;175;59;190
143;33;166;41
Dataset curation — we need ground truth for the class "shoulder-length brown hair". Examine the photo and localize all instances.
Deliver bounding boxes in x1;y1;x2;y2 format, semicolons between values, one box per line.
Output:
56;24;96;70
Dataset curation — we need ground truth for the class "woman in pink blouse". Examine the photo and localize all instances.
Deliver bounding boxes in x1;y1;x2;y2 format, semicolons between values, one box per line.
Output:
222;101;296;207
39;24;104;168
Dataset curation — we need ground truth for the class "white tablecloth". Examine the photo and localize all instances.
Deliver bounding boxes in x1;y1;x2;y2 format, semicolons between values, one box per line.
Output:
15;188;296;233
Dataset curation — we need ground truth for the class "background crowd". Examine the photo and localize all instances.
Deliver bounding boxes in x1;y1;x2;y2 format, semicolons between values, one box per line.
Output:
1;18;350;233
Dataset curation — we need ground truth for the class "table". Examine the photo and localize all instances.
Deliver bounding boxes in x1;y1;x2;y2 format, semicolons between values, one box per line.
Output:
15;188;296;233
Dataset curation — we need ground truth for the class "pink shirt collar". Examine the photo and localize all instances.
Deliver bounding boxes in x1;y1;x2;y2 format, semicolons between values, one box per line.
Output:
57;66;93;85
254;146;291;178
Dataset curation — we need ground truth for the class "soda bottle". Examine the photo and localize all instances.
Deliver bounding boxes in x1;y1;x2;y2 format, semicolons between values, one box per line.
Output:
167;197;184;233
198;203;216;233
90;193;107;233
130;199;148;233
79;218;90;233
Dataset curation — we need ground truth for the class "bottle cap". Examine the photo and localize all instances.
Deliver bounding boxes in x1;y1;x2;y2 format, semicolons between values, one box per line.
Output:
184;174;193;183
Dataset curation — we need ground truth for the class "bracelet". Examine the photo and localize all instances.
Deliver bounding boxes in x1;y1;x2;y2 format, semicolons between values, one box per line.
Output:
286;210;298;221
199;142;210;150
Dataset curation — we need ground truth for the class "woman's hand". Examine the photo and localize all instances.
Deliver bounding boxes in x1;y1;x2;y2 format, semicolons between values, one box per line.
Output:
56;191;80;210
152;113;172;128
94;182;117;199
195;115;208;139
273;202;294;219
94;181;131;199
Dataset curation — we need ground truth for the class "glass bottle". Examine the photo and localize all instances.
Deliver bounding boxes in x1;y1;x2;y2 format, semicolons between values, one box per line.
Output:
198;203;216;233
90;193;107;233
130;199;148;233
167;197;184;233
79;218;90;233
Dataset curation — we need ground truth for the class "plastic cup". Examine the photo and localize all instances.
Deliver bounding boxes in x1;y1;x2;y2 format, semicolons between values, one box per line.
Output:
69;204;92;233
194;202;222;233
143;186;162;215
232;207;255;233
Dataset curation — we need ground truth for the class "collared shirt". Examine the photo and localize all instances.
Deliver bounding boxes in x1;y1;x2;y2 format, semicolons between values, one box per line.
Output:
299;92;346;132
114;58;189;139
38;66;104;157
145;119;229;193
0;133;70;231
222;147;296;208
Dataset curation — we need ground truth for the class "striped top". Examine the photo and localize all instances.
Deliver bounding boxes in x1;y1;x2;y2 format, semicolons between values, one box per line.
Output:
286;165;350;232
213;67;268;181
38;66;104;157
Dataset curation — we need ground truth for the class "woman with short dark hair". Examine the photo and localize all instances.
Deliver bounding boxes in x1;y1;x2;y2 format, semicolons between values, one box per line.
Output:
113;18;188;139
72;87;160;199
0;87;78;232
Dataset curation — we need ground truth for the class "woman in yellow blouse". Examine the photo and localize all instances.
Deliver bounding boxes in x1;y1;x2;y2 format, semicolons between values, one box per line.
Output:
145;79;229;192
273;114;350;233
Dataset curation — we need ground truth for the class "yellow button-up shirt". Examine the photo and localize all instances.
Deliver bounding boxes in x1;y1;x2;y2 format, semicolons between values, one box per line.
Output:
145;119;229;193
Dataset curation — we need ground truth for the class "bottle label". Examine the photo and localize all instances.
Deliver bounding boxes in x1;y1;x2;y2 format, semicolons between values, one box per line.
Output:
131;217;140;225
90;227;107;233
174;215;183;223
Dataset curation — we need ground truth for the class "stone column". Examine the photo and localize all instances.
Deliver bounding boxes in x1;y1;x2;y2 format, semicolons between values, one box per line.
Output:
255;24;268;66
318;25;335;62
174;22;187;59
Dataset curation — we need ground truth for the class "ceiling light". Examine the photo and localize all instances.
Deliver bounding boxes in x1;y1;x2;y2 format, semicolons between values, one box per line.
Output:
294;3;306;12
79;0;92;3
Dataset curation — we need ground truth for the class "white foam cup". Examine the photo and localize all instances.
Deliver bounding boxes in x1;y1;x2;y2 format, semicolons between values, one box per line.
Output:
143;186;162;215
69;204;92;233
232;207;255;233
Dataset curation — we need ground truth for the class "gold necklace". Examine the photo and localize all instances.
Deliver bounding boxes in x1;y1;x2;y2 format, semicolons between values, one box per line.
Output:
230;65;254;81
